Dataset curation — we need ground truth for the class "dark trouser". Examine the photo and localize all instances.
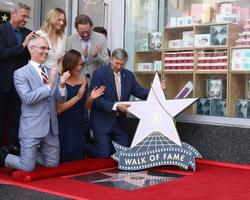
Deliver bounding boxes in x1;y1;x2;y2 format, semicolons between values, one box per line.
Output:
0;90;21;147
86;117;129;158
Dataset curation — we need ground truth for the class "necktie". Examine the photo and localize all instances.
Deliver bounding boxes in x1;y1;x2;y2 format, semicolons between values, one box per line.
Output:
40;65;49;84
114;72;121;100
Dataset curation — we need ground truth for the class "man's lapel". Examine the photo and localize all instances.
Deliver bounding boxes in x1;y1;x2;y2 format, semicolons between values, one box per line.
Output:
120;70;126;100
107;66;118;100
27;64;44;87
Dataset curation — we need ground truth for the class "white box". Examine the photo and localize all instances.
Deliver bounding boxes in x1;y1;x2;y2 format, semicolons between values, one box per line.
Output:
194;34;210;47
216;13;238;24
137;63;153;71
153;60;162;71
220;3;232;15
183;39;194;47
182;31;194;40
169;17;177;27
184;16;194;26
168;39;183;48
232;49;250;71
177;17;185;26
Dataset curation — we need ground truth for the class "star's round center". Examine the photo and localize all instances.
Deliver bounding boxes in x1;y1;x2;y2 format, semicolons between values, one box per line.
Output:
150;112;161;125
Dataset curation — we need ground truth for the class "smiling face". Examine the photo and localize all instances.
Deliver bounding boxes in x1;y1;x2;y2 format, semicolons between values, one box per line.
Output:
71;58;84;76
77;23;92;41
28;37;49;64
62;49;83;75
10;8;30;29
53;13;65;32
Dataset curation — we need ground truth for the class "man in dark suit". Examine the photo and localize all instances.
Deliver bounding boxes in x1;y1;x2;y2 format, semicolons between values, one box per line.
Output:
87;48;149;158
0;2;36;148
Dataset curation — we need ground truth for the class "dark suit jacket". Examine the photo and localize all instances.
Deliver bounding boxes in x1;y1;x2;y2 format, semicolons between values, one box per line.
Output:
0;22;31;92
90;65;149;133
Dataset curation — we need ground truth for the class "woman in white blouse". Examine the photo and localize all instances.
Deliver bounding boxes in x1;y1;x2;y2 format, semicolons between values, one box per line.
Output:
36;8;67;72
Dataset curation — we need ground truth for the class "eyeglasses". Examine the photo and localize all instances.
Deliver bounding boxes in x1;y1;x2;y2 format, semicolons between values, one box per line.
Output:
31;46;52;51
20;15;30;20
15;11;30;20
77;30;91;37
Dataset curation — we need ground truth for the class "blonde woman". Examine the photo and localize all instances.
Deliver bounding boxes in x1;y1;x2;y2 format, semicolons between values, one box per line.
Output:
36;8;67;72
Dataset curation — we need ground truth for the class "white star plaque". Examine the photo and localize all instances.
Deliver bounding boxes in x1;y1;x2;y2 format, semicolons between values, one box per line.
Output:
118;73;197;148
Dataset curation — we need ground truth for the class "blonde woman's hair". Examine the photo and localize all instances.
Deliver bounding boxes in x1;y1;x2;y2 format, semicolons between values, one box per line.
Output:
41;8;67;37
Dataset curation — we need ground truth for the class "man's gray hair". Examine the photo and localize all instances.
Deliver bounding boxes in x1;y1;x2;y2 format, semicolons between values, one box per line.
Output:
111;48;128;61
28;35;48;49
10;2;30;12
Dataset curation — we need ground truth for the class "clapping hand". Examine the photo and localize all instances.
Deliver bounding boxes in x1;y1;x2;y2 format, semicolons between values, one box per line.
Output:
92;44;100;57
48;67;57;89
75;84;86;100
90;86;105;99
82;44;88;57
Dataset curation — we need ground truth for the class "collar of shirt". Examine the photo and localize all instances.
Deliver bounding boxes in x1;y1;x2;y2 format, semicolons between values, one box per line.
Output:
114;72;121;81
8;21;21;32
29;60;46;78
8;22;23;45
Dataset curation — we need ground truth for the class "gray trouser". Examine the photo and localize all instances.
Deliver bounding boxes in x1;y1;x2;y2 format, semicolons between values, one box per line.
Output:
5;131;59;172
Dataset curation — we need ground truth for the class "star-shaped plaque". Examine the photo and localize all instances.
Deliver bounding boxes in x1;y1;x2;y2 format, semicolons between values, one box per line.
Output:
118;73;197;148
93;171;170;188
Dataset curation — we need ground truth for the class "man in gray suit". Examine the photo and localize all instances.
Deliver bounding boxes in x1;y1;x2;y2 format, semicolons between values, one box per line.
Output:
66;14;110;80
0;36;70;171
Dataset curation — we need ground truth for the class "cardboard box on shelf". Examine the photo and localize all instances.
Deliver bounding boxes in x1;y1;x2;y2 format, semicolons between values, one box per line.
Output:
137;63;153;71
168;39;183;48
153;60;162;71
235;99;250;118
220;3;232;15
148;32;162;50
210;25;227;45
206;79;227;99
177;17;185;26
194;34;210;47
201;4;215;24
169;17;177;27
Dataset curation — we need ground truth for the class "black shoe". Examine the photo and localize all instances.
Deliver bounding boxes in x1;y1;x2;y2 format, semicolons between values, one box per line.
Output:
7;145;20;156
0;147;9;167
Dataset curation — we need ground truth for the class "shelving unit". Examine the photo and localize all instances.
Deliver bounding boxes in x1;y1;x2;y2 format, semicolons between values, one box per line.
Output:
134;22;243;117
228;47;250;117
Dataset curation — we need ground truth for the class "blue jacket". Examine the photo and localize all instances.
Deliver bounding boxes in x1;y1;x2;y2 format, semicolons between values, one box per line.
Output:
90;65;149;133
0;22;31;92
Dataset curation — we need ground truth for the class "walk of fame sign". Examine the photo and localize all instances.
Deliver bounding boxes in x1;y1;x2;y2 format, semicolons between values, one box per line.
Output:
112;73;202;171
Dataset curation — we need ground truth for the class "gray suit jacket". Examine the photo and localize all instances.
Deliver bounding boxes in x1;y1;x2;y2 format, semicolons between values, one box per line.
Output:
66;31;110;78
13;63;66;139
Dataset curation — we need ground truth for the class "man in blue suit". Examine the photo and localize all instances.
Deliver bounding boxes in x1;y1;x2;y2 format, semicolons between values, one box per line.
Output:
87;48;149;158
0;36;70;171
0;2;37;148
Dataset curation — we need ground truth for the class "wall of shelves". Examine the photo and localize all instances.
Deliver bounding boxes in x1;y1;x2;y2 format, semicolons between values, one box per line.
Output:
134;22;250;118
